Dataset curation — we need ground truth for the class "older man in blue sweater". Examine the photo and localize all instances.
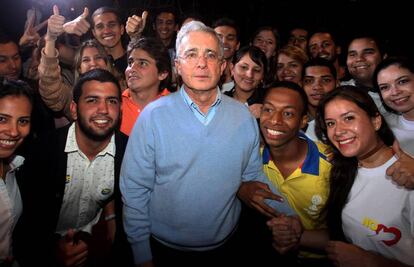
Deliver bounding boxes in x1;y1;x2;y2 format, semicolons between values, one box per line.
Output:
120;21;294;267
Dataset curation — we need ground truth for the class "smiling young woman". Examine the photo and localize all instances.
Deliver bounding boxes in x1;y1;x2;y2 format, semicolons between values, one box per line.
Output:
0;79;33;265
268;86;414;267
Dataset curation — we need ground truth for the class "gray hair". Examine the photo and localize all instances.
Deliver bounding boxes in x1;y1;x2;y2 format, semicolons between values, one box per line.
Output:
175;21;224;59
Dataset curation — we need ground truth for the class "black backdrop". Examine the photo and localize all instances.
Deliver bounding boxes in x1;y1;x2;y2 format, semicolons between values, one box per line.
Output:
1;0;412;60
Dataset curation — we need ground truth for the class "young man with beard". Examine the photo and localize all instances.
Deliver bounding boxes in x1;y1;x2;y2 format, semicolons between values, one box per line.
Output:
16;69;133;266
308;29;346;81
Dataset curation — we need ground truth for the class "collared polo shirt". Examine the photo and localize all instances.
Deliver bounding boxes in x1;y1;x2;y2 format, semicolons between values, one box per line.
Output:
262;134;331;231
262;135;332;258
121;88;170;135
56;123;115;235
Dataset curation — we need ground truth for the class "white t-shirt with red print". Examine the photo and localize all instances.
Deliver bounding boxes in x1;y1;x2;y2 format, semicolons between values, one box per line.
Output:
342;156;414;265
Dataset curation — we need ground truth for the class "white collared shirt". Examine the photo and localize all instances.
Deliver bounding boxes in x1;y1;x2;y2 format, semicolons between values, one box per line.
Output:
0;156;25;259
56;124;115;235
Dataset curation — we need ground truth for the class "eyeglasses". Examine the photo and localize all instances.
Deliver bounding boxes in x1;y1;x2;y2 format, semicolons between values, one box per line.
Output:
178;50;221;65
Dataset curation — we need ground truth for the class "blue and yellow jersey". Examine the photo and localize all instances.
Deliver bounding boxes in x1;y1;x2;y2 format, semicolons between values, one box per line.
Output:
262;134;331;258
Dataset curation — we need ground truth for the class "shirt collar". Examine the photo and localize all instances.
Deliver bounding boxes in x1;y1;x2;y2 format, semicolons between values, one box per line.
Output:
65;123;116;157
180;85;222;111
262;133;322;176
7;155;25;172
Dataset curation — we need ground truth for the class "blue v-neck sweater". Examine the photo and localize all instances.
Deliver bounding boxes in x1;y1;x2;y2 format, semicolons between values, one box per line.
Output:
120;91;293;264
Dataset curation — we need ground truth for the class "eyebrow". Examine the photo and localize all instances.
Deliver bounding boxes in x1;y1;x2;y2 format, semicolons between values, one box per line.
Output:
129;57;151;62
95;20;118;26
263;101;298;109
0;112;12;118
321;75;334;78
84;95;120;100
183;48;217;54
325;111;354;120
0;53;19;58
362;48;376;52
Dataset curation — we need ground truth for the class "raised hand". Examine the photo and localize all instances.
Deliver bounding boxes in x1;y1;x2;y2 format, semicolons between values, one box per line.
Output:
19;10;47;47
46;5;65;41
126;11;148;38
63;7;90;36
386;140;414;189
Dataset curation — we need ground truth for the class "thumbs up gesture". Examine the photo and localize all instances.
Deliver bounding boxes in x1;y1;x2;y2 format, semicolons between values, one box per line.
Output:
63;7;90;36
386;140;414;189
46;5;65;41
126;11;148;39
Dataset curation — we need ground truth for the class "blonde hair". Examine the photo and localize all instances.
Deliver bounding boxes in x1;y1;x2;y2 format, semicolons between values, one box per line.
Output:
278;44;308;65
73;39;113;81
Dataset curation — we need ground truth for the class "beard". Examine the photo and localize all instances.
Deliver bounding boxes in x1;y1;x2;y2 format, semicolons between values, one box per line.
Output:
76;108;120;142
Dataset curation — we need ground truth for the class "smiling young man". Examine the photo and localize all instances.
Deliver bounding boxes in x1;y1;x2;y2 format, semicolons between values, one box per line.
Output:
91;7;127;75
260;81;332;266
341;35;399;125
17;69;133;266
212;17;240;92
153;8;178;49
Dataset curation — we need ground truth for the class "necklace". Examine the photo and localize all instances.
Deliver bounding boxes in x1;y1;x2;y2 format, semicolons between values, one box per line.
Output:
357;141;386;167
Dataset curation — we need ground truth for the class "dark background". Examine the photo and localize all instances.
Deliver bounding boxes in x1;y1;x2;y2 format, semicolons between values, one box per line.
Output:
1;0;412;60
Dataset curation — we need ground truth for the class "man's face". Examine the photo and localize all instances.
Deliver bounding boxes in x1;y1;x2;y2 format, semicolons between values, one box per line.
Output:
347;38;382;87
175;31;226;92
260;87;307;149
303;65;336;108
288;28;308;51
0;42;22;80
154;12;177;43
71;80;121;141
308;33;338;62
125;48;168;93
214;25;239;60
92;12;124;49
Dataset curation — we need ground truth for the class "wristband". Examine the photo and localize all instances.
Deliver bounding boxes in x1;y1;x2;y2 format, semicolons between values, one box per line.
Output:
105;214;116;221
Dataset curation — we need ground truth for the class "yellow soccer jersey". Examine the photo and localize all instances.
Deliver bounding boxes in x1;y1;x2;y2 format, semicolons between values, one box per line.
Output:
262;134;331;231
262;134;332;259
